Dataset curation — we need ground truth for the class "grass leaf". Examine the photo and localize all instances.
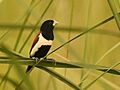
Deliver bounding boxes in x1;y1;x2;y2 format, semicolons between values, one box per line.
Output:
37;66;80;90
0;45;120;76
0;57;120;75
14;0;36;51
46;12;120;57
83;61;120;90
0;74;24;89
107;0;120;30
19;0;54;53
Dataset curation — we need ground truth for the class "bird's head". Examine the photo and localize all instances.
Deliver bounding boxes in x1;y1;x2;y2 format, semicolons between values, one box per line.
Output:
40;20;58;32
40;20;58;40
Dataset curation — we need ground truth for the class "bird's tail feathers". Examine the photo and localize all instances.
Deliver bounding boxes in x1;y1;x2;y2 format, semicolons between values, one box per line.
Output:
26;65;33;73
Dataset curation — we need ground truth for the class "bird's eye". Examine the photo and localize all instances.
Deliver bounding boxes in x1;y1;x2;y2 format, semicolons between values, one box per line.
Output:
49;22;53;25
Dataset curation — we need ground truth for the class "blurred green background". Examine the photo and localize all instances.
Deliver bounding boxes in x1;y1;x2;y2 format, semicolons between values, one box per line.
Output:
0;0;120;90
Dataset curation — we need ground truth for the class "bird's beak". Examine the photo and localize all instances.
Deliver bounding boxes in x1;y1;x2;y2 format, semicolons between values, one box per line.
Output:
53;20;58;26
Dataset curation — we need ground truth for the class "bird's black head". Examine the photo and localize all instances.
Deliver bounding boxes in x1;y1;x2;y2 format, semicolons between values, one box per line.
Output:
40;20;58;40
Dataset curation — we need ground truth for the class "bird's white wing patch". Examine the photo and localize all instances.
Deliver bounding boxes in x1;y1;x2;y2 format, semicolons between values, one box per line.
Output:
30;34;53;56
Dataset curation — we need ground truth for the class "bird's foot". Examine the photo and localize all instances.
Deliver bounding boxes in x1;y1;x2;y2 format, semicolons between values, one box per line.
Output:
32;57;56;66
32;57;39;64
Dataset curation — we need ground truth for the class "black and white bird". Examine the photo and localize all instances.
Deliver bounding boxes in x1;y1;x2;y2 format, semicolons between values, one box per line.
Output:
26;20;58;72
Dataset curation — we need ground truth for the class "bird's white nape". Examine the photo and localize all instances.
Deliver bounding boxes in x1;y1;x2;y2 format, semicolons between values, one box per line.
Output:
53;20;58;26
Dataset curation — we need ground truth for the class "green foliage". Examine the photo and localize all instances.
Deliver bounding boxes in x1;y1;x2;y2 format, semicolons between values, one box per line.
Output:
0;0;120;90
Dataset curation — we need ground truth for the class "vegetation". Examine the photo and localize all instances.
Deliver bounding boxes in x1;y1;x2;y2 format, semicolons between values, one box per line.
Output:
0;0;120;90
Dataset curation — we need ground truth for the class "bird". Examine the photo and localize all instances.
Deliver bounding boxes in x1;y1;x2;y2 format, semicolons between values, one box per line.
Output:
26;20;58;73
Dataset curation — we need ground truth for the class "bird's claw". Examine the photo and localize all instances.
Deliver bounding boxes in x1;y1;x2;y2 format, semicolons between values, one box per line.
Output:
32;57;56;66
32;57;39;64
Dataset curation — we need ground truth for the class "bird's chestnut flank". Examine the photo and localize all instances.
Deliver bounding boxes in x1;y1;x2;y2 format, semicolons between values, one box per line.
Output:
26;20;58;72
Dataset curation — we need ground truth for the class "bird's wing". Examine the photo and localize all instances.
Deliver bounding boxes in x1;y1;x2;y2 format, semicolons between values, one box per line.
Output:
29;32;40;54
30;33;53;57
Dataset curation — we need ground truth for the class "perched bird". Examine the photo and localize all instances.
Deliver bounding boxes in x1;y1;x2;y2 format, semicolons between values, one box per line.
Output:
26;20;58;72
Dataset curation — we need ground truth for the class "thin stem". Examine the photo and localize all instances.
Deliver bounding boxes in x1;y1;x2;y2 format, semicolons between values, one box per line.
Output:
46;13;117;57
107;0;120;30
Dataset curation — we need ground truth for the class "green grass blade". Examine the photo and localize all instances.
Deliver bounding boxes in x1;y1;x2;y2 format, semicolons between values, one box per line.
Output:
16;1;54;86
0;46;26;58
46;12;120;57
0;74;24;89
0;65;12;86
14;0;36;51
0;57;120;75
0;1;40;88
83;61;120;90
14;0;41;52
37;66;80;90
0;2;35;87
0;44;120;90
78;41;120;86
96;41;120;64
80;1;92;88
107;0;120;30
0;22;120;38
66;0;74;57
63;0;74;89
0;45;120;75
0;31;9;42
1;24;120;38
0;45;34;90
19;0;54;53
91;73;120;90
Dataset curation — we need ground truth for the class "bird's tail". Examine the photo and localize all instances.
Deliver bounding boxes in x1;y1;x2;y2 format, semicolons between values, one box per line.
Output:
26;65;33;73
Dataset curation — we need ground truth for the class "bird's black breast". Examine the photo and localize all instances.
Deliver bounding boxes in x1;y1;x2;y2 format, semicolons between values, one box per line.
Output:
30;45;51;59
